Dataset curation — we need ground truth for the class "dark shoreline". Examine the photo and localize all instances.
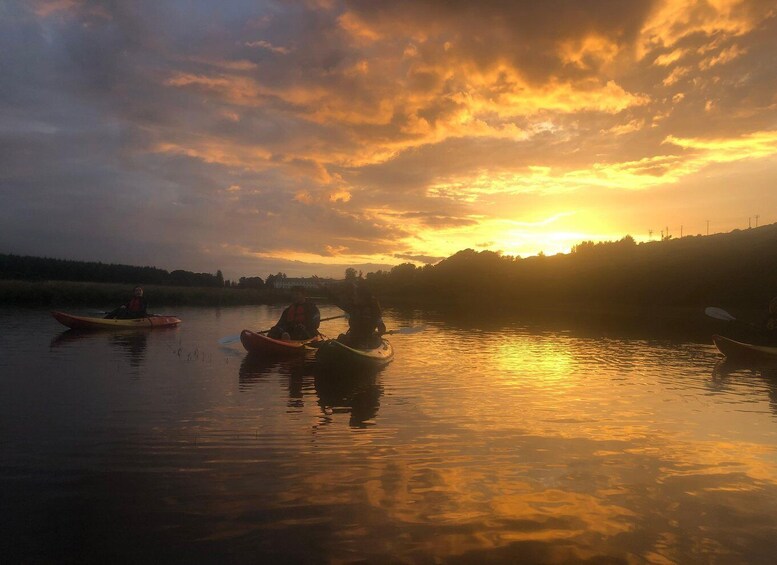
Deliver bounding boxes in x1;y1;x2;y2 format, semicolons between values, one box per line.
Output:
2;278;762;339
0;279;281;308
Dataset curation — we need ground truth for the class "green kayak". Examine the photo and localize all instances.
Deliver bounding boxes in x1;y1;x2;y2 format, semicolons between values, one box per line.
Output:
315;338;394;369
713;334;777;362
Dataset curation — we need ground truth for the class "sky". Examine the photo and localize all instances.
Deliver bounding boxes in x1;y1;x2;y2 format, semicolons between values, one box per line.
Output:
1;0;776;279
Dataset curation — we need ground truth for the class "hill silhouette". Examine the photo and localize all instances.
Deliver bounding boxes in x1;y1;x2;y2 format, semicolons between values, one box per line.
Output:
364;223;777;311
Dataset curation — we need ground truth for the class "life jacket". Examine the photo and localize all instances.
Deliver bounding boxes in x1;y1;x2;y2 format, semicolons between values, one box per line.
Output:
127;297;144;312
285;303;307;325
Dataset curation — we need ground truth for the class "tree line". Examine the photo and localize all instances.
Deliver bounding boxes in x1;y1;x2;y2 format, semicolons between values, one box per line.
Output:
4;222;777;310
0;254;234;288
360;224;777;311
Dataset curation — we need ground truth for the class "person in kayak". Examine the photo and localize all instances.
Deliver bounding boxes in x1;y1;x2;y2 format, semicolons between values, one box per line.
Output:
268;286;321;341
759;297;777;344
725;297;777;345
327;280;386;348
104;286;148;319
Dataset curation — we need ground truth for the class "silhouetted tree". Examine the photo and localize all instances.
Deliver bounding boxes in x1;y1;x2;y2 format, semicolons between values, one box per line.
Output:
238;276;264;289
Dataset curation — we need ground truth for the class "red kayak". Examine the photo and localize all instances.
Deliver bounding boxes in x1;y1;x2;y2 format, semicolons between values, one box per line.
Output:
52;311;181;330
240;330;323;356
712;334;777;362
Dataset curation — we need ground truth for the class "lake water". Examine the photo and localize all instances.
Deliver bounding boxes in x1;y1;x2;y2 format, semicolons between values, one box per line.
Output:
3;305;777;563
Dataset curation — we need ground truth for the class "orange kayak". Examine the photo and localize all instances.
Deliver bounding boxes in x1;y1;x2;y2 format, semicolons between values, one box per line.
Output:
240;330;323;356
52;311;181;330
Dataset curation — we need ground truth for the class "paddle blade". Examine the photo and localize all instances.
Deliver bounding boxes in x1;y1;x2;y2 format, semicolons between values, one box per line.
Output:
218;334;241;345
705;307;736;322
386;325;427;335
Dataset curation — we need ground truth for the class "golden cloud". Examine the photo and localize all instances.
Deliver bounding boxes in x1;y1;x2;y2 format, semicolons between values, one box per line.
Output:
639;0;773;57
699;44;747;69
653;48;687;66
559;34;621;71
664;130;777;160
423;130;777;206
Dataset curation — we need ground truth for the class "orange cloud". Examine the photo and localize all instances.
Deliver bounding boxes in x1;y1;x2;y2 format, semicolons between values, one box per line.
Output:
653;48;687;66
152;140;273;169
639;0;773;57
699;44;747;69
559;34;621;71
34;0;78;17
338;11;382;42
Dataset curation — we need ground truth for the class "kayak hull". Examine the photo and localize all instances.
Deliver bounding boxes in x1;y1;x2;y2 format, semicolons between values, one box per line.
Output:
240;330;323;356
52;311;181;330
315;338;394;369
712;334;777;362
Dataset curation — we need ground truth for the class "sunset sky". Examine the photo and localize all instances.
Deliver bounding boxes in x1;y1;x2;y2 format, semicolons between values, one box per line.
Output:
2;0;776;278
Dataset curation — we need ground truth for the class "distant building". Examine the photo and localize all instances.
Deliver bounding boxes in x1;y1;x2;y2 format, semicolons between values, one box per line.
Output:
271;277;339;290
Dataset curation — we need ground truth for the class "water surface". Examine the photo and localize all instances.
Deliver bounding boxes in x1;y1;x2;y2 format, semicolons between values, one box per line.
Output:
2;305;777;563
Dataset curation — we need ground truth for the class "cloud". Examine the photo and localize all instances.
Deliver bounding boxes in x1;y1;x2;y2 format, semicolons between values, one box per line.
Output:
245;40;292;55
392;253;445;265
2;0;777;278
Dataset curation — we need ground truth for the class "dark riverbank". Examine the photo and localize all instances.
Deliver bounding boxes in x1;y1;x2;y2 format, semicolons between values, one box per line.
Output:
1;279;761;339
0;279;281;308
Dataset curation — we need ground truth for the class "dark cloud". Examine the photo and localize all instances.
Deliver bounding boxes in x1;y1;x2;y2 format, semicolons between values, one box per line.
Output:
343;0;656;82
391;211;477;228
393;253;445;264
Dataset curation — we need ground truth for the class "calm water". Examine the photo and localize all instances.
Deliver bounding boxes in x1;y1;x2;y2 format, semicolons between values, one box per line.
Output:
3;305;777;564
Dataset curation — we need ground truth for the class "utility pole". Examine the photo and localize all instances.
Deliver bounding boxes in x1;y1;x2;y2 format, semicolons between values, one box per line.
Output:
707;220;709;236
649;229;653;240
749;217;752;229
756;214;760;227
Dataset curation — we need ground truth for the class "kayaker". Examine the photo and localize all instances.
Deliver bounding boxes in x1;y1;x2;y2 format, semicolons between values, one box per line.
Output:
760;297;777;344
104;286;148;319
268;286;321;341
326;280;386;348
728;298;777;345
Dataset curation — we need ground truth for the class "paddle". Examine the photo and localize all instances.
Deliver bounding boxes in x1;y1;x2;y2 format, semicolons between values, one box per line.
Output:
218;314;347;345
383;325;427;335
705;307;736;322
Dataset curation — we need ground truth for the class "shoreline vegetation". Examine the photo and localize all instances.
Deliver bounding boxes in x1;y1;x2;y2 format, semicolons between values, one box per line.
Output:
0;280;278;308
2;223;777;312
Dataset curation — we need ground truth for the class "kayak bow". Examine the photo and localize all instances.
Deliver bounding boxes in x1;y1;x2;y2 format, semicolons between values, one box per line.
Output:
712;334;777;362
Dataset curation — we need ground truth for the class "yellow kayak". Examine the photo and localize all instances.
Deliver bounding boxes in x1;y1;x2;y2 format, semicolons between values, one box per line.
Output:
52;311;181;330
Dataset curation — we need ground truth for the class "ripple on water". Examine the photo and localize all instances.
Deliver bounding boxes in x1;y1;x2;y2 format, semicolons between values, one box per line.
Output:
3;307;777;562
